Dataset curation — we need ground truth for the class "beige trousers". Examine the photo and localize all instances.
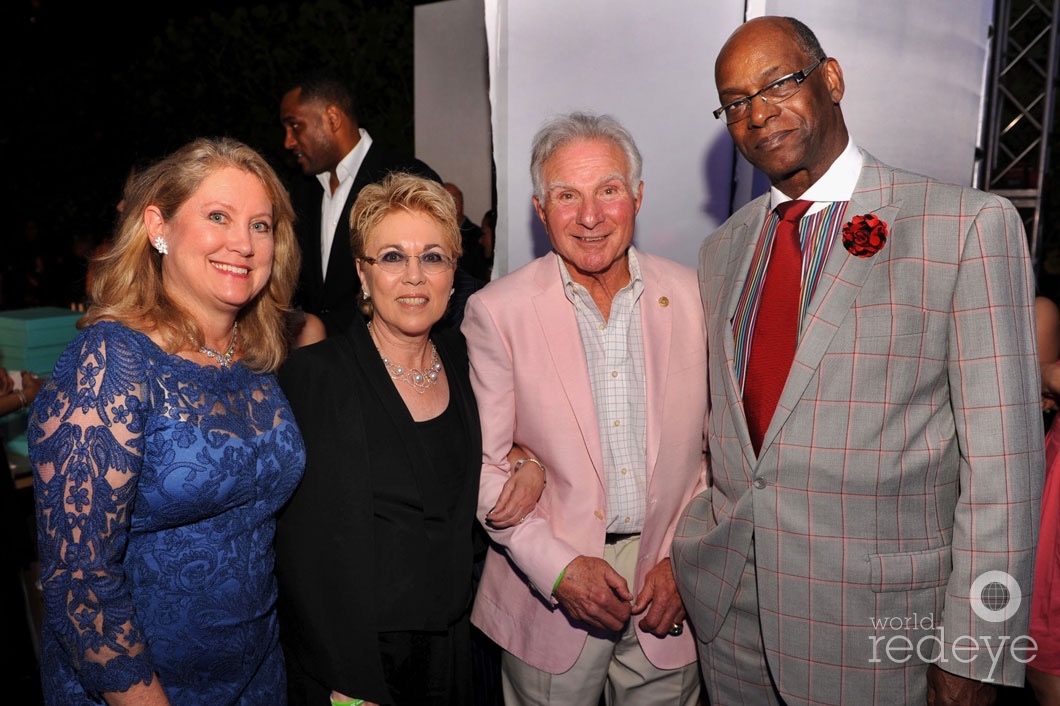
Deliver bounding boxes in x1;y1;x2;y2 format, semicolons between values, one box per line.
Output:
501;535;701;706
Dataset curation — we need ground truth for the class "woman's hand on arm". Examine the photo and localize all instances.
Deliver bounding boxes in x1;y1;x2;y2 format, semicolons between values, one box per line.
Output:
485;444;546;529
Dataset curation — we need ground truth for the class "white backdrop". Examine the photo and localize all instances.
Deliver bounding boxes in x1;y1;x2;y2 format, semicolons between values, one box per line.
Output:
414;0;495;227
480;0;994;275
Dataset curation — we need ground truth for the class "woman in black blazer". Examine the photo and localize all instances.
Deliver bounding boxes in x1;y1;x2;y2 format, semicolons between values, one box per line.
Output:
275;173;539;706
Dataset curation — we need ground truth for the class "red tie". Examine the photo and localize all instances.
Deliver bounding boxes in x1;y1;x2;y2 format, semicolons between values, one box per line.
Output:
743;199;813;454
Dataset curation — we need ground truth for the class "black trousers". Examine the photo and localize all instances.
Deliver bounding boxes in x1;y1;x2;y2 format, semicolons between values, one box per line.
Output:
378;620;472;706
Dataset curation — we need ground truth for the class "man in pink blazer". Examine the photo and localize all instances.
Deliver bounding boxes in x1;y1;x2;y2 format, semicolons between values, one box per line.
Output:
672;16;1044;706
462;112;708;705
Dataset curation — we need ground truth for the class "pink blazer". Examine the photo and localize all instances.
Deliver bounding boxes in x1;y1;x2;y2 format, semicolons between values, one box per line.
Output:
462;250;708;673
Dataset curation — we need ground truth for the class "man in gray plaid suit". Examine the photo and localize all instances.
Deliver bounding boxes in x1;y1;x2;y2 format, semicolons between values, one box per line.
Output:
672;15;1044;706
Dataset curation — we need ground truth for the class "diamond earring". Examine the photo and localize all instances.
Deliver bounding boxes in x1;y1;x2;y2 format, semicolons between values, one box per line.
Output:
153;236;168;255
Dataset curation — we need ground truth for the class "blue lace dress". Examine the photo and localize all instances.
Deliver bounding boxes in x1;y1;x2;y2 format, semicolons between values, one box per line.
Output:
28;321;305;705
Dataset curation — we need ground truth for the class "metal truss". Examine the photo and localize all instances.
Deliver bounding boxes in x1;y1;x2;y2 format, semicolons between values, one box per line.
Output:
980;0;1059;268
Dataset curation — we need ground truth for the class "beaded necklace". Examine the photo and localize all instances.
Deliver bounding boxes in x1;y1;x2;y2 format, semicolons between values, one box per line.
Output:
367;321;442;394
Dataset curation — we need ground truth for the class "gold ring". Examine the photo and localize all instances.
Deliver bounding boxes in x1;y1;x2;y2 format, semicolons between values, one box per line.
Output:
670;622;683;636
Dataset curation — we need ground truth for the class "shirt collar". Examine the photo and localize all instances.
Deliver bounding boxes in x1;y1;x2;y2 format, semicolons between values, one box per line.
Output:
315;128;373;191
771;137;863;210
557;247;644;304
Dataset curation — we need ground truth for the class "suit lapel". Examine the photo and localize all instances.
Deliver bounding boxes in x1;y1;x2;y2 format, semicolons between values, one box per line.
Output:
323;142;383;294
350;317;412;425
761;158;902;453
294;181;326;297
532;256;606;485
323;188;358;295
710;199;770;468
639;256;672;481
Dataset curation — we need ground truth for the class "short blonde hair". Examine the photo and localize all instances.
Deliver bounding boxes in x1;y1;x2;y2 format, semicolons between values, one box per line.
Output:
84;137;299;373
350;172;461;317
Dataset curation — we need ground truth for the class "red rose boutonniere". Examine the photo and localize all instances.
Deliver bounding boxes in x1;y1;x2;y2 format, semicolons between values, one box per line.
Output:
842;214;888;258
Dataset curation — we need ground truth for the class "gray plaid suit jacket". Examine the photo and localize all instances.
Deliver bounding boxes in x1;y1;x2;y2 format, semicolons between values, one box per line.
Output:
673;151;1044;705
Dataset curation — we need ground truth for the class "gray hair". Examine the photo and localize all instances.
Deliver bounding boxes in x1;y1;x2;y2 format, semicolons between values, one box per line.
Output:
530;111;643;202
781;17;828;63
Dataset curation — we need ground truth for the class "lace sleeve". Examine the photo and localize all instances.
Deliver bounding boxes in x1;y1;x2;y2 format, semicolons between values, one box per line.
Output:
28;323;157;694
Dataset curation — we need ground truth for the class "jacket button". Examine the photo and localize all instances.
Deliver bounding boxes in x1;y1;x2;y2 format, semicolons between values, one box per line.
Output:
753;478;766;489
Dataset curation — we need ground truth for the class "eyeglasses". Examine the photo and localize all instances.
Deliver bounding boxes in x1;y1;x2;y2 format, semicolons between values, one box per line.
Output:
361;250;455;275
713;58;825;124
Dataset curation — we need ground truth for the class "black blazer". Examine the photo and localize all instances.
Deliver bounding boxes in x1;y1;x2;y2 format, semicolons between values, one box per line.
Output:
274;316;481;705
290;142;442;336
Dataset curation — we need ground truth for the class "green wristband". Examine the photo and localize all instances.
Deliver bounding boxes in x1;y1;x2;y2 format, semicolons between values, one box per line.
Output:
552;566;567;595
330;697;365;706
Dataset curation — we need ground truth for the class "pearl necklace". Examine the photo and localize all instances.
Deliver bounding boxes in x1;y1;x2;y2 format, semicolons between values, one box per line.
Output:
199;322;238;369
367;321;442;394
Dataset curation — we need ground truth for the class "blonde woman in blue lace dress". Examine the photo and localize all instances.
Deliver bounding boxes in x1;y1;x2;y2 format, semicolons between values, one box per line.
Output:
27;137;305;705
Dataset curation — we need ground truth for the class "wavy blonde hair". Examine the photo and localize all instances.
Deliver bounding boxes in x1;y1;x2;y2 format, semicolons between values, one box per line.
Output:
350;172;461;317
84;137;299;372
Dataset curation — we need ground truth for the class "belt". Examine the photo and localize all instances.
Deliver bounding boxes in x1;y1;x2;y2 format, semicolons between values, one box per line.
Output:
604;532;640;545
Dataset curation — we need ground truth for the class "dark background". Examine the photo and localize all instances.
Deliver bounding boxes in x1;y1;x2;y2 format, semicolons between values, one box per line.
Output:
2;0;420;309
4;0;1058;307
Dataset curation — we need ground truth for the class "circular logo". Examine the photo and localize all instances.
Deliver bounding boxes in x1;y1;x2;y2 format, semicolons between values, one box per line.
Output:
969;571;1021;623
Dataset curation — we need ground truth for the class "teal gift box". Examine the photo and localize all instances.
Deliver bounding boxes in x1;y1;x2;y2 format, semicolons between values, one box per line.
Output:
0;306;83;376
